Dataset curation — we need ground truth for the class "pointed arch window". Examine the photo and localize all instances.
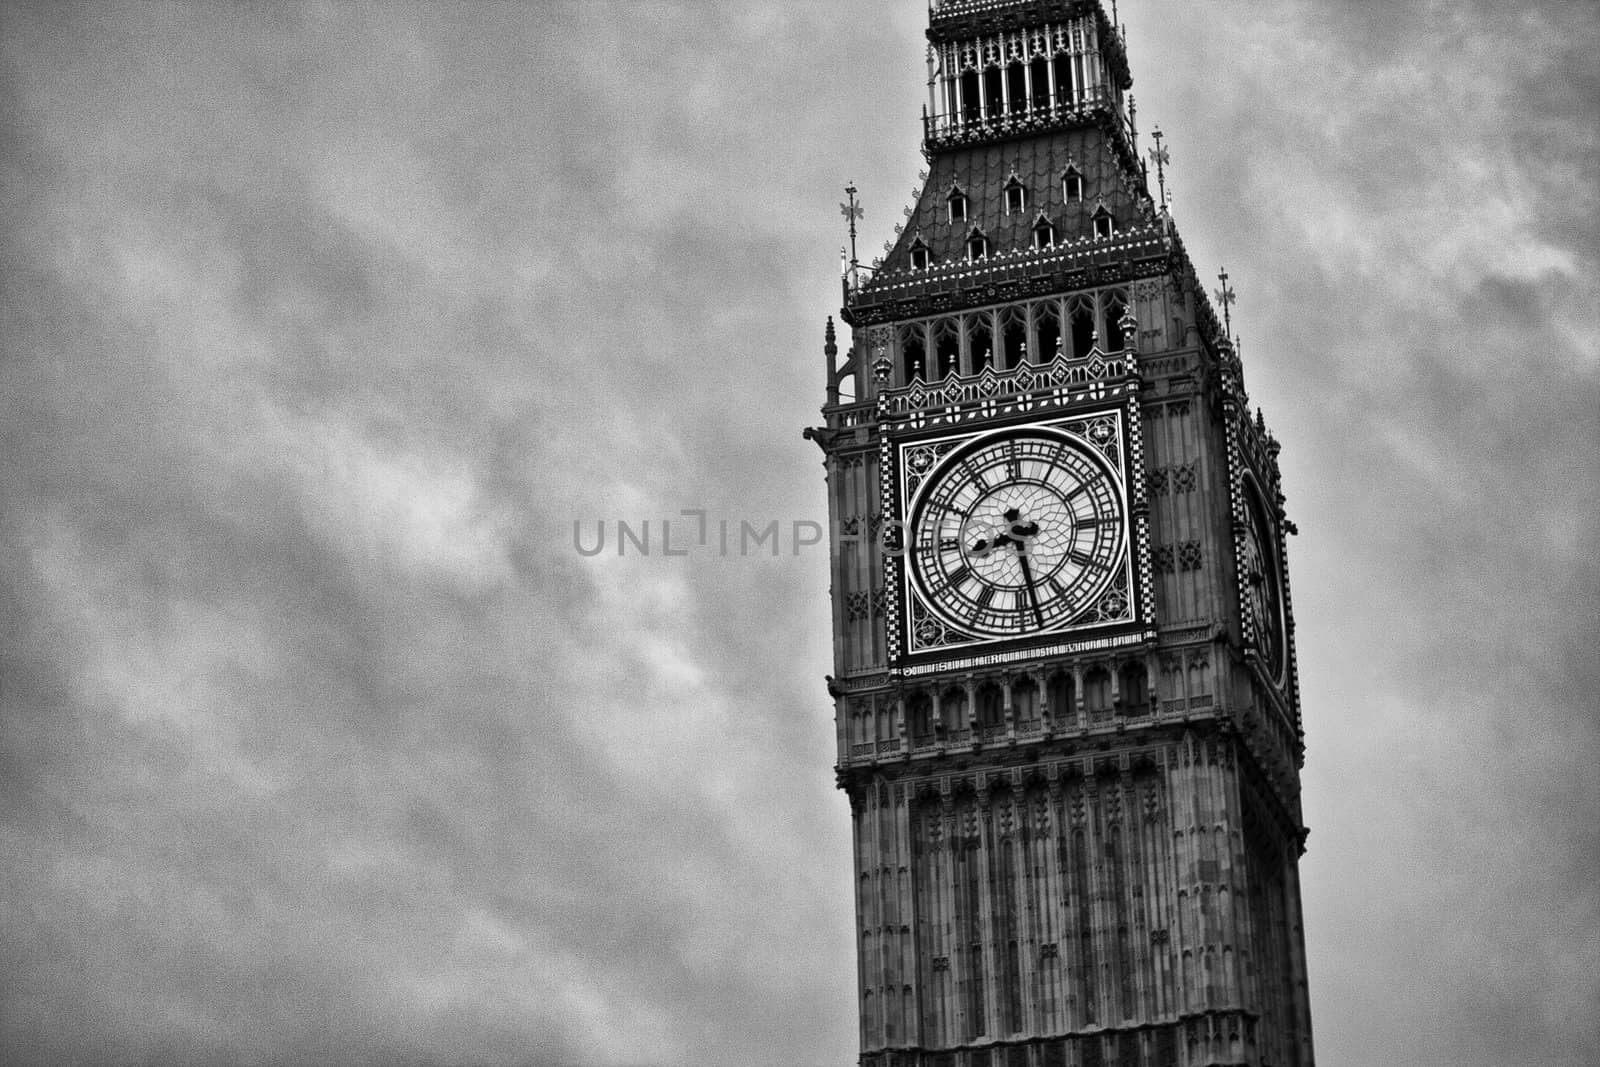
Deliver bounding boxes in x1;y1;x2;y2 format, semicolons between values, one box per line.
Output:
1004;176;1027;215
1035;300;1062;362
909;236;931;271
948;186;969;223
1005;61;1027;116
1068;294;1096;357
1062;166;1084;202
960;69;981;125
1093;206;1114;239
968;313;994;372
1000;306;1027;368
983;66;1003;121
1029;56;1052;112
899;323;927;383
934;318;961;378
966;227;989;261
1032;215;1056;249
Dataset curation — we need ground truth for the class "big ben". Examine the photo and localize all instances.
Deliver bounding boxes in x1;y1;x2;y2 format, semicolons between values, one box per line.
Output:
806;2;1316;1064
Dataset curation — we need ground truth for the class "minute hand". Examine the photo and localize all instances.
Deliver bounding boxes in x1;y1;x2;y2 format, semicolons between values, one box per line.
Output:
1016;548;1046;629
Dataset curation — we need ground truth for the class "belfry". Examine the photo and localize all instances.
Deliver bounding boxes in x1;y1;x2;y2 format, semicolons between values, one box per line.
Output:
806;2;1316;1064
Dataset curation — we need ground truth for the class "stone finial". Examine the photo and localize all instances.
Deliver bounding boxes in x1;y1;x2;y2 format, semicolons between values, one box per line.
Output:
1119;307;1140;357
872;345;893;383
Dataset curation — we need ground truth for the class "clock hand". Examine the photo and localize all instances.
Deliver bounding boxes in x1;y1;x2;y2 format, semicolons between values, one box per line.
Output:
1001;507;1040;540
1016;548;1046;629
969;531;1016;557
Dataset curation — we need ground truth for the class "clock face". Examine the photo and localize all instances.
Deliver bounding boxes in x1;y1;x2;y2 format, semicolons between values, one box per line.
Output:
1240;481;1286;683
906;429;1126;639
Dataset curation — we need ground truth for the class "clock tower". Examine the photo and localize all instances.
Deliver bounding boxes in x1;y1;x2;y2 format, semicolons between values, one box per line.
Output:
807;3;1315;1065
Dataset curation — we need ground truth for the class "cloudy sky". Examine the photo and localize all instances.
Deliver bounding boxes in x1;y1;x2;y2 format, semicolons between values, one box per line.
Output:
1;1;1595;1064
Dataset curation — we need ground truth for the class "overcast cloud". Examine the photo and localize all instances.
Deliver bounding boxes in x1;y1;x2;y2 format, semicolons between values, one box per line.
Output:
2;2;1596;1065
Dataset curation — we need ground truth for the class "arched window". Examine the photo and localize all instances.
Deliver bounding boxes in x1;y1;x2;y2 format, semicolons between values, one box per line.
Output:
1052;54;1073;107
943;687;969;734
1000;307;1027;369
1047;669;1074;722
969;314;993;372
1033;216;1055;248
1062;166;1084;202
1030;56;1051;112
1004;176;1027;215
1012;676;1040;726
948;186;968;223
966;228;989;261
960;70;981;125
1084;666;1112;721
1006;62;1026;116
1069;295;1096;357
1186;659;1210;706
908;690;935;740
909;236;931;271
976;682;1004;732
983;66;1003;120
934;318;961;378
1119;661;1149;717
1035;301;1062;363
1103;292;1129;352
899;324;927;383
852;704;872;747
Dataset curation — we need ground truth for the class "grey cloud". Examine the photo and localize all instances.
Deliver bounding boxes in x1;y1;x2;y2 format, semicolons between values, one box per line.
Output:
3;0;1596;1065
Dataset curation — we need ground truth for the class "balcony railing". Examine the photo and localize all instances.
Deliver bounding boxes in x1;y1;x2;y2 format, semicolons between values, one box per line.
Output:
843;696;1224;765
847;222;1169;309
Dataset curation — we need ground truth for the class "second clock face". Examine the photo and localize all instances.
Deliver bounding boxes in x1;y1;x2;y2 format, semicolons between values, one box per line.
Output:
1241;479;1287;685
907;429;1126;638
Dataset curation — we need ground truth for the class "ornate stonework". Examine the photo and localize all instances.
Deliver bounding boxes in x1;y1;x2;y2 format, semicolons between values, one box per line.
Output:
808;3;1315;1064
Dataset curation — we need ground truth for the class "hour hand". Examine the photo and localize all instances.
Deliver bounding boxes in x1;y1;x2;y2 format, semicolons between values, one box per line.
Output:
969;532;1014;558
1010;519;1040;540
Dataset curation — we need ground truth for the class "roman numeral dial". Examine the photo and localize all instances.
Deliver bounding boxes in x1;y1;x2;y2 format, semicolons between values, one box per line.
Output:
906;427;1127;640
